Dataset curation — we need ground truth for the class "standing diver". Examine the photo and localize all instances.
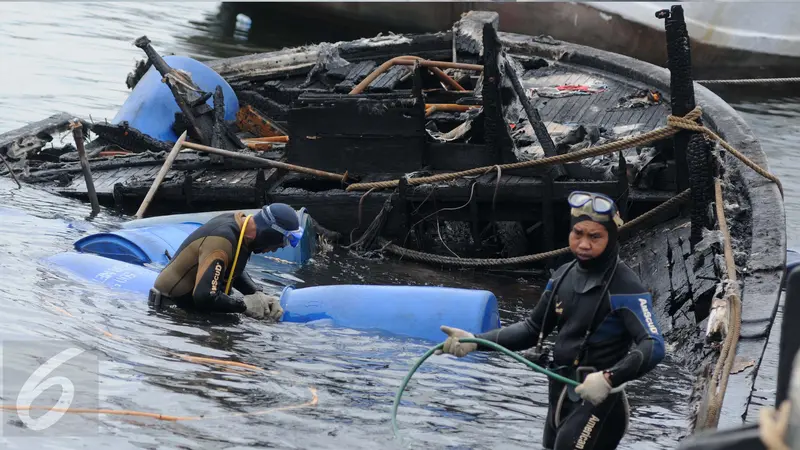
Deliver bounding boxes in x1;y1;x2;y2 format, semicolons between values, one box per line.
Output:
438;191;665;450
149;203;305;320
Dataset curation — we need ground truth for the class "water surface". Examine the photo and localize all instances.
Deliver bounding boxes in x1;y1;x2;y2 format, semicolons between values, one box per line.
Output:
0;2;795;448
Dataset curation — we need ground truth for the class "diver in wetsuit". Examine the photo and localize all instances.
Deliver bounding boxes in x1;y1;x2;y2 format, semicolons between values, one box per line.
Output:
150;203;305;319
438;191;665;450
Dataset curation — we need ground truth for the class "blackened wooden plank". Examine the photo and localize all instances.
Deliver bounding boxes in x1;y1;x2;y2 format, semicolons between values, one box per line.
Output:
367;65;411;92
334;60;377;93
287;136;425;174
267;188;391;237
426;143;496;171
289;103;424;138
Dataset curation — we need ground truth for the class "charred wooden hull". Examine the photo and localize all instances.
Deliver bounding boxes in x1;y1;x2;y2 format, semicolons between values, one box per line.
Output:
0;8;785;442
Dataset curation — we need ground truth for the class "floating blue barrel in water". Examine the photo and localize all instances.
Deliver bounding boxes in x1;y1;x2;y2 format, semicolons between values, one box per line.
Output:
75;209;315;268
111;55;239;143
43;253;501;342
279;285;501;342
118;209;316;265
74;223;201;267
45;252;158;295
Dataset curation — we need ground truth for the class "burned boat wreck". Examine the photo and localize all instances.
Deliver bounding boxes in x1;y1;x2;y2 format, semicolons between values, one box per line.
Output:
0;6;787;442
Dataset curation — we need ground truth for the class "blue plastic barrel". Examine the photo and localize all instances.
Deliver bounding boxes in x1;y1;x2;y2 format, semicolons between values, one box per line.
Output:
279;285;501;342
44;252;157;295
74;223;201;267
111;55;239;143
118;209;316;265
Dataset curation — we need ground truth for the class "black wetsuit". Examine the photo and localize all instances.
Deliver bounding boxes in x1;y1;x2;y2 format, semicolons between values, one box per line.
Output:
152;212;256;313
476;256;665;450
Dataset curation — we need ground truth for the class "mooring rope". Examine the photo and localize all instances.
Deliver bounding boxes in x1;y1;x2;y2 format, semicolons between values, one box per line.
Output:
698;177;743;430
378;189;691;267
697;77;800;85
345;106;783;197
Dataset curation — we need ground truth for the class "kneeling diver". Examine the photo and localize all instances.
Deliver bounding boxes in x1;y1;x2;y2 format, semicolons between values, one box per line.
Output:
439;191;665;450
150;203;305;319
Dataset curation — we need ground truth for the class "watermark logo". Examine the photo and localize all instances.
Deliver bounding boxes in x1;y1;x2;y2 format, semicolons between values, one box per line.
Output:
2;340;101;436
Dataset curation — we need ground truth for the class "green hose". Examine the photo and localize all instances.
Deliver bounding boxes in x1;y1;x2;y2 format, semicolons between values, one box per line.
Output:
390;337;579;436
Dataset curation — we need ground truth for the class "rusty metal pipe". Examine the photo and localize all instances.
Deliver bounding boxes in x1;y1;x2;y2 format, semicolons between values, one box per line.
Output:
350;56;482;95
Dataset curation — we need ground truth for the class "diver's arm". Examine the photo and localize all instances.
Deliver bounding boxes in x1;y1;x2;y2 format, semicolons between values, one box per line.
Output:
193;238;247;313
232;269;259;295
604;292;665;387
475;279;558;352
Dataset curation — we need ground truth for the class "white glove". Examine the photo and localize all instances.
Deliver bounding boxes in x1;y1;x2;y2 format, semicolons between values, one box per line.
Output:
436;325;477;357
575;371;612;405
266;295;284;321
243;292;283;321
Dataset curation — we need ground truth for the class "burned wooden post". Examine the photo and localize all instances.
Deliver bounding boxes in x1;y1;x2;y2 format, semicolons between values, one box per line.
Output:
503;59;566;179
616;152;629;219
687;134;716;248
659;6;715;250
70;120;100;215
211;86;227;166
481;23;515;165
135;130;188;219
134;36;209;145
659;6;696;193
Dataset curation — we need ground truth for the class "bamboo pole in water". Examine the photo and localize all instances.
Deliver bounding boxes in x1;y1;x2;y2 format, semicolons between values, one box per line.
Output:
70;120;100;215
135;130;188;219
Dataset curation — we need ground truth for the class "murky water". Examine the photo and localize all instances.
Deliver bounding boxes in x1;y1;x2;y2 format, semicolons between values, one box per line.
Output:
0;2;795;449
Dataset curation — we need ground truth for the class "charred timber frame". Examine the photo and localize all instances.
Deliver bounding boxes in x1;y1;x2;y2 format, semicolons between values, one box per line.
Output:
658;6;716;250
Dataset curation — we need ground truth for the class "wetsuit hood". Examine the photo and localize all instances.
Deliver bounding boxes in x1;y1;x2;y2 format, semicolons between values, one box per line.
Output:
251;203;302;252
569;193;623;272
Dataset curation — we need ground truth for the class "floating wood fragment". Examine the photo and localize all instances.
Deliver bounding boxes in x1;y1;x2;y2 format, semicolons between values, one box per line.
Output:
70;119;100;215
135;131;188;219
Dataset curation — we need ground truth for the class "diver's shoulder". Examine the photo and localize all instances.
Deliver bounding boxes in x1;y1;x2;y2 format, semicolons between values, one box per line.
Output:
610;260;649;294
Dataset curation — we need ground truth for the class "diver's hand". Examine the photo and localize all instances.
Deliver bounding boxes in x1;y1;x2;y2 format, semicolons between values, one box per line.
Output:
243;292;283;321
575;371;612;405
266;295;284;321
436;325;477;357
243;292;268;319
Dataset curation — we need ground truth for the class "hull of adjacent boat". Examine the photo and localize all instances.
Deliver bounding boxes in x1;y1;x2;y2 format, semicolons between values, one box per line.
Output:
225;1;800;77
